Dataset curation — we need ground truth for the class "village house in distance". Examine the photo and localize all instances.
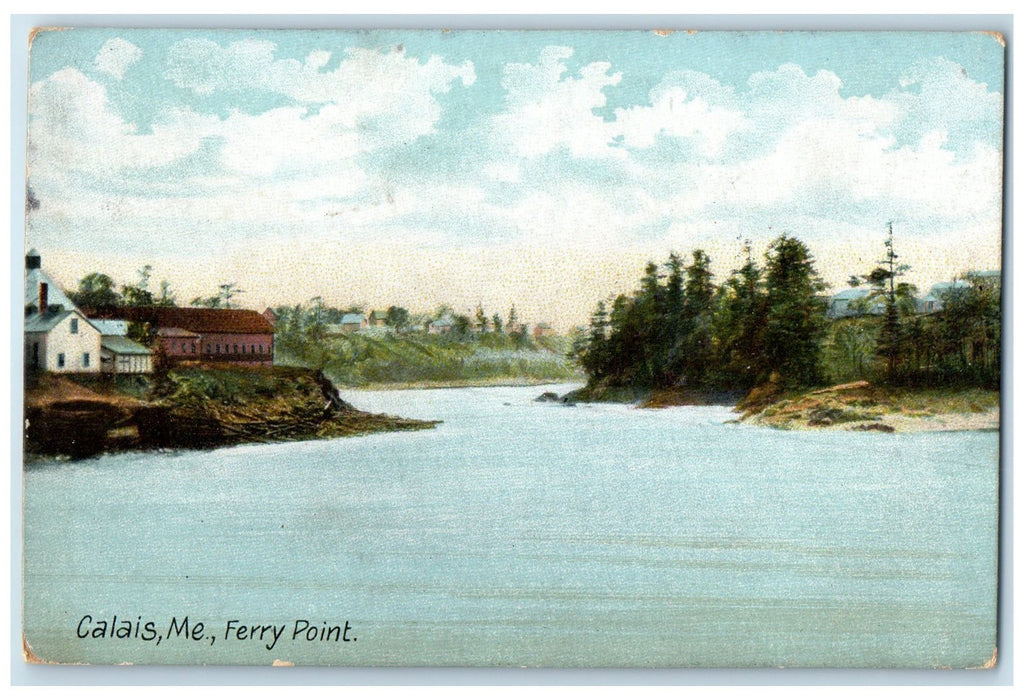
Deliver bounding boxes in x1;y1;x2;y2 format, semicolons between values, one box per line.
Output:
23;250;275;374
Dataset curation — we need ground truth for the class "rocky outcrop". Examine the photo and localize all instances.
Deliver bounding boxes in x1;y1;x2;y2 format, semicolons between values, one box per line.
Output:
24;366;438;460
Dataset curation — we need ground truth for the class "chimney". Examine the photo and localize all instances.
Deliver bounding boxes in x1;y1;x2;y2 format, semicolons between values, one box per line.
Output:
39;282;48;314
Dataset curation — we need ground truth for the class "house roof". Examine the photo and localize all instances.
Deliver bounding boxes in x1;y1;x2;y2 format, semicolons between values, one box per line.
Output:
830;288;873;301
369;310;388;320
430;315;454;326
101;336;153;356
86;307;274;334
340;313;366;325
91;319;129;336
25;309;74;333
24;309;100;334
24;267;77;311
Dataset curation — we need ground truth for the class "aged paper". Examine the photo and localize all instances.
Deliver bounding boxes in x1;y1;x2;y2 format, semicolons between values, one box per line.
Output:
21;27;1003;668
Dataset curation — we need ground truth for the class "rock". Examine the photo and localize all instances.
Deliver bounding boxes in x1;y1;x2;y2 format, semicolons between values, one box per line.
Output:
807;407;846;426
853;422;895;433
534;391;561;403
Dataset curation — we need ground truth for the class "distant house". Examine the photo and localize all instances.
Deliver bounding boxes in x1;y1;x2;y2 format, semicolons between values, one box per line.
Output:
339;313;368;333
88;307;275;366
262;308;278;327
968;270;1001;291
921;280;972;314
826;288;884;319
428;315;454;334
100;336;153;374
533;322;556;338
24;250;103;374
369;310;388;327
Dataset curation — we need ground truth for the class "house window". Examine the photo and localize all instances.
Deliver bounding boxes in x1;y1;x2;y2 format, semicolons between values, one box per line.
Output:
32;343;39;368
251;345;255;354
259;344;264;354
216;344;221;354
206;344;211;354
191;342;196;354
83;352;90;368
181;343;187;353
70;318;78;334
57;353;65;368
242;344;246;354
233;344;238;354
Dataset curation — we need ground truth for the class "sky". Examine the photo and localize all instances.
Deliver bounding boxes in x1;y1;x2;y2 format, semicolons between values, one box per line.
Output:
24;28;1005;330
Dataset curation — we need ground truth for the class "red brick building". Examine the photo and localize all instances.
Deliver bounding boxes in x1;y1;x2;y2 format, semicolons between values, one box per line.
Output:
88;307;275;366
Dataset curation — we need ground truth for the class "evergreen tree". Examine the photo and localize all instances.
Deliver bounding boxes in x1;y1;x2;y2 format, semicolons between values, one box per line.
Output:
761;235;827;387
867;224;911;381
713;244;765;389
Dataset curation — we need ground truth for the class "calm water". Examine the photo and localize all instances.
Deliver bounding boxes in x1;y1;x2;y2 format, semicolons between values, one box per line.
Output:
22;384;998;667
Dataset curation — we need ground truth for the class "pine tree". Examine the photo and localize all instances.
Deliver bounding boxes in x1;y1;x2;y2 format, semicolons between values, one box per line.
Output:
762;235;826;387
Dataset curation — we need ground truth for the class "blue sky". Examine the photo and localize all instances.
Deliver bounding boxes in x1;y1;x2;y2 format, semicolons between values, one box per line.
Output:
25;28;1005;328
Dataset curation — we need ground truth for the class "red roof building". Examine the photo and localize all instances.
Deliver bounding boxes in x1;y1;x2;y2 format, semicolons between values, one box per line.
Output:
87;307;275;366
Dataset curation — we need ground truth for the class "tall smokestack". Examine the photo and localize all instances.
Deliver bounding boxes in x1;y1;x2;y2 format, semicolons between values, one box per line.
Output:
39;282;48;314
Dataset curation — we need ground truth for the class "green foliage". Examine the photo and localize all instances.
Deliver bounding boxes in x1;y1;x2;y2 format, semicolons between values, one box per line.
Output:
385;306;410;329
69;272;121;308
272;301;577;386
577;234;828;394
761;235;827;388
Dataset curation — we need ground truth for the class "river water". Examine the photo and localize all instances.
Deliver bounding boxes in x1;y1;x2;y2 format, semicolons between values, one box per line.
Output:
22;383;998;667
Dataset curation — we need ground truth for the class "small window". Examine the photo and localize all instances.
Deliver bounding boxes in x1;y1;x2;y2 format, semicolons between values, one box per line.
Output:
216;344;221;354
57;353;65;368
70;318;79;334
83;352;90;368
206;344;211;354
191;342;196;354
251;345;255;354
242;344;246;354
259;344;264;354
181;343;187;353
233;344;238;354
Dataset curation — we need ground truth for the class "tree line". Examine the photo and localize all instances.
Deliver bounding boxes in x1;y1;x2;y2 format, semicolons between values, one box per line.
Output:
67;266;246;310
571;232;1000;395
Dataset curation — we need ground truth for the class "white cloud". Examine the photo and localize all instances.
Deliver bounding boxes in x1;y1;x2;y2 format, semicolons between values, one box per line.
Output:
28;68;214;180
492;46;622;159
165;38;475;115
614;86;746;157
93;38;142;80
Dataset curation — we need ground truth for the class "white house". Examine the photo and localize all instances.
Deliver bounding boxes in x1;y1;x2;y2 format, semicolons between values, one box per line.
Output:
428;315;454;334
25;309;103;373
826;288;885;319
24;249;153;375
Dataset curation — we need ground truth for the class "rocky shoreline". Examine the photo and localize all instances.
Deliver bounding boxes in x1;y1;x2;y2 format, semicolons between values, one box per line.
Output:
24;366;439;460
541;380;999;434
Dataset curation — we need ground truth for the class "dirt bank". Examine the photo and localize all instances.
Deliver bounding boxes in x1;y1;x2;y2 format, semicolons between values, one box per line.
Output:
24;366;438;459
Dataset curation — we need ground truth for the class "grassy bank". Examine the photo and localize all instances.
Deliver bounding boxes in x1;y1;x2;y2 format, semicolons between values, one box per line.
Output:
277;330;581;388
736;380;999;432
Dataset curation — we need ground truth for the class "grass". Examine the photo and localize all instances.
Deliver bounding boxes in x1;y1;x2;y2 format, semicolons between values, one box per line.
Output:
277;330;581;388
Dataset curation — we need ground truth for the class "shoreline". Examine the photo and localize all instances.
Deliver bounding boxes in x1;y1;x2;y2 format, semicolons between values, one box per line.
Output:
23;367;440;460
561;380;999;434
341;376;583;391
